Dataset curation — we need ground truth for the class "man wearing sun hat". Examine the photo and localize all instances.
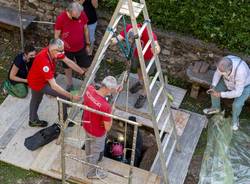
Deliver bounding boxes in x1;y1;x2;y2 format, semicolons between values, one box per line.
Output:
82;76;122;179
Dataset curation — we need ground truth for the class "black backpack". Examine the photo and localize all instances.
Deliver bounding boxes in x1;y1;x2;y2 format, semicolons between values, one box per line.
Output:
24;123;60;151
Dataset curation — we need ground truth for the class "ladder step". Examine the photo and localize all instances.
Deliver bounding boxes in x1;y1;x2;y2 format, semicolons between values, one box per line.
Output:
138;20;149;38
153;85;164;107
162;128;174;152
142;40;152;56
149;71;160;91
119;1;144;18
156;98;168;122
146;55;155;74
159;113;171;138
165;140;177;168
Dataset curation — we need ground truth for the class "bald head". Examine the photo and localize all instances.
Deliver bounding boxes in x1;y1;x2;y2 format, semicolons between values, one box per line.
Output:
217;57;233;74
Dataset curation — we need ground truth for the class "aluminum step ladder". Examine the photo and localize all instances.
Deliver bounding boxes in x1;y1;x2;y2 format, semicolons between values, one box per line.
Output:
70;1;181;184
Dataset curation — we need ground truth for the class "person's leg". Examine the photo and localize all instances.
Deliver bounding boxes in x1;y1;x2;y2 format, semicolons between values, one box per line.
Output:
41;84;69;121
87;133;107;179
75;48;91;74
1;80;28;98
29;89;43;121
129;58;143;94
87;22;97;55
211;79;228;109
232;85;250;128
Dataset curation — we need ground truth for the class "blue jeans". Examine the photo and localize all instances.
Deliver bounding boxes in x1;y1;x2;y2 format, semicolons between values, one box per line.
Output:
211;79;250;126
88;22;97;45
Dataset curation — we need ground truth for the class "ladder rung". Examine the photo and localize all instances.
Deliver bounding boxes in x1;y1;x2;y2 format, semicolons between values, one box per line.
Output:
146;56;155;74
142;40;152;56
166;140;177;168
138;21;149;37
150;71;160;91
153;85;164;107
162;128;174;152
156;98;168;122
120;1;144;18
159;114;171;138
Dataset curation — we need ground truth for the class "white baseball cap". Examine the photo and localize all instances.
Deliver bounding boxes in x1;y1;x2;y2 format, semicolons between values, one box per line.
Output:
101;76;118;90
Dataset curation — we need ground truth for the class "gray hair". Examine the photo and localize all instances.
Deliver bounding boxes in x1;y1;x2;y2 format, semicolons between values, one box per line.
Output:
217;57;233;72
49;38;64;50
101;76;118;90
67;2;83;14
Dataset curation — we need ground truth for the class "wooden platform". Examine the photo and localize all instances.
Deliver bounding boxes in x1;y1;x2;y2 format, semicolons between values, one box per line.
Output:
0;75;160;184
0;6;36;30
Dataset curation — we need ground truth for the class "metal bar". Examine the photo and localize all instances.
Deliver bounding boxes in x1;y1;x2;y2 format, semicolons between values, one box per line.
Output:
65;154;130;178
150;71;160;91
156;99;167;122
18;0;24;51
159;114;171;138
22;19;55;25
57;98;141;127
153;85;164;106
165;140;177;168
142;40;152;56
146;55;155;74
138;20;149;37
58;100;66;184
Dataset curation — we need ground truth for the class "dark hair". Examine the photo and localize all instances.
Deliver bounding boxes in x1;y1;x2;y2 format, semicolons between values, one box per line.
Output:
24;43;35;54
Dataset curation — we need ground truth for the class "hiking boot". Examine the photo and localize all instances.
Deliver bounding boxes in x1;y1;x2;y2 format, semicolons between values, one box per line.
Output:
29;120;48;127
203;108;220;115
134;95;147;109
68;121;75;127
87;168;107;179
129;81;143;94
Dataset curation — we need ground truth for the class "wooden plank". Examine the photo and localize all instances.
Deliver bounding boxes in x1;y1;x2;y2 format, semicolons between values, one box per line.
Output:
0;95;58;169
0;92;31;149
50;144;160;184
114;108;190;136
0;6;36;29
152;110;207;184
115;74;186;121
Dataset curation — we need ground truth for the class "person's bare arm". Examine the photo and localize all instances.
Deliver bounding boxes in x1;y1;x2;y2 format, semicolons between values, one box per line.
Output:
103;121;112;131
154;41;161;54
62;57;85;75
48;78;72;98
91;0;98;8
110;35;124;45
54;30;61;39
9;65;27;83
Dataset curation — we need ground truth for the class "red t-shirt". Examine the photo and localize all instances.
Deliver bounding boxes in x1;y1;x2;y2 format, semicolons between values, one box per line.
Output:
82;85;112;137
120;24;158;61
55;11;88;52
27;48;56;91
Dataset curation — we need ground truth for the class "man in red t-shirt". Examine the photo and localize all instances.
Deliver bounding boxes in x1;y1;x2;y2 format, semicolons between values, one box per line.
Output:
55;2;91;91
82;76;121;179
27;39;84;127
111;23;161;108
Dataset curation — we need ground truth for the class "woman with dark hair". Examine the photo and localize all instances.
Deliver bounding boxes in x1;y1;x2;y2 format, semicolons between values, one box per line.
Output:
1;44;36;98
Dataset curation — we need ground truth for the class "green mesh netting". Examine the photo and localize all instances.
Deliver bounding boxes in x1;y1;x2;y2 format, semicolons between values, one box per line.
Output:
199;113;250;184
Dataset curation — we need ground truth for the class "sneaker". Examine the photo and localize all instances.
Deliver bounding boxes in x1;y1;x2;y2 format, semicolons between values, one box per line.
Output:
87;168;107;179
67;122;75;127
134;95;147;109
129;81;143;94
203;108;220;115
232;124;239;131
29;120;48;127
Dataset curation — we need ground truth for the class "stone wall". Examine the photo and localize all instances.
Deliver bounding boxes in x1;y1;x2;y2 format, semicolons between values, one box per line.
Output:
0;0;249;78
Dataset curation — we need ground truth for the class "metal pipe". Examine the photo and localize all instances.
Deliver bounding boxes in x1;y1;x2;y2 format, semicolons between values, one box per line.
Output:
56;97;142;127
18;0;24;52
22;19;55;25
58;100;66;184
65;154;130;178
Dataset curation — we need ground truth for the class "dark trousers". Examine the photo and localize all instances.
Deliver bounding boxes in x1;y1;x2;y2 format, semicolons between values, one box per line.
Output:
29;84;69;122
